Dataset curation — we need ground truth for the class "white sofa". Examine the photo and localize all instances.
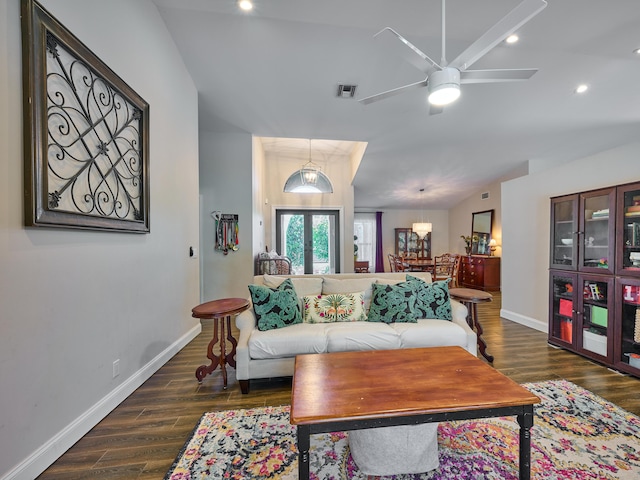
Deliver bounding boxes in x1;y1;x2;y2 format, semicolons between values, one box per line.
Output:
235;272;477;393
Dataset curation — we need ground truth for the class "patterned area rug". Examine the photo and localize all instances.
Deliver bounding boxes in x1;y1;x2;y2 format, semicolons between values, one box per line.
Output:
165;379;640;479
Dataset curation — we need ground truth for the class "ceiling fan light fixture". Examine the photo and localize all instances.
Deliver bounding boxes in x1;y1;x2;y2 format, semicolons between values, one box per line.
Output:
427;68;461;106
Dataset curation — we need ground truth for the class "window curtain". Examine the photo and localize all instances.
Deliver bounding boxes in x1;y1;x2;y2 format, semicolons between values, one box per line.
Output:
375;211;384;272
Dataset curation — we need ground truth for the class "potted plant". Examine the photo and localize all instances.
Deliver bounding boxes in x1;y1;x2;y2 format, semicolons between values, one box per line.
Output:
460;234;479;255
354;235;359;260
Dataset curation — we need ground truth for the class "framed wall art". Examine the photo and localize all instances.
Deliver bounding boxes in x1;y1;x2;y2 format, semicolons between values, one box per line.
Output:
21;0;150;233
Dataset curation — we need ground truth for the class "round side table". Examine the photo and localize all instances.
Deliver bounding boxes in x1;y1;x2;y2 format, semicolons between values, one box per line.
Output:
192;297;249;389
449;287;494;363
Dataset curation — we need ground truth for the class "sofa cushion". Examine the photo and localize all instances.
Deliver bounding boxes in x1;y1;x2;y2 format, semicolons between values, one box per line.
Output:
367;281;417;323
262;274;323;298
325;322;402;352
302;292;366;323
390;319;468;348
248;323;328;359
406;275;453;320
248;278;302;331
321;277;377;311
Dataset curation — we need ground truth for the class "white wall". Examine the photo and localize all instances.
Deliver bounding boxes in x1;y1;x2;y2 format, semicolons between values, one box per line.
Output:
199;132;256;299
0;1;200;478
261;147;355;273
378;209;449;271
501;142;640;332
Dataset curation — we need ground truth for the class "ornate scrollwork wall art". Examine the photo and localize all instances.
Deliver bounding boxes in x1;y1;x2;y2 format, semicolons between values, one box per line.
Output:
22;0;150;232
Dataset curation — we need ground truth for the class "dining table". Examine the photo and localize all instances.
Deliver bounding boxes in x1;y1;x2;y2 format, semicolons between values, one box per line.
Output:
402;258;434;272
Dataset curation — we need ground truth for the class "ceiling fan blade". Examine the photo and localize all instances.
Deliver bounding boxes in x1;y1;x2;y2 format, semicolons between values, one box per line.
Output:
448;0;547;71
460;68;538;84
358;79;428;105
374;27;440;74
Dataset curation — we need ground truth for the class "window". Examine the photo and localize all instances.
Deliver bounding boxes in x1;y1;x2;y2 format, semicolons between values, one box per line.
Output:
354;213;377;269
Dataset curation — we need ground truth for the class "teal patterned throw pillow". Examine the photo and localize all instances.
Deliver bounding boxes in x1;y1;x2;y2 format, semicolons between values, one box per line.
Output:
406;275;453;320
248;278;302;331
367;281;417;323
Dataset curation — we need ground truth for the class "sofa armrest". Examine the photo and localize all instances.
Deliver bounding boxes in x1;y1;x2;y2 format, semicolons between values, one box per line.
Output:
450;299;477;356
235;307;256;380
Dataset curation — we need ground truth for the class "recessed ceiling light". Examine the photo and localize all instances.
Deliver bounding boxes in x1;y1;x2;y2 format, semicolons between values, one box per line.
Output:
505;34;519;44
634;48;640;55
575;84;589;94
238;0;253;11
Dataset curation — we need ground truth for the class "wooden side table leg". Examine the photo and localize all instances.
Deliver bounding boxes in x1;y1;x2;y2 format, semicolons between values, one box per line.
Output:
472;304;494;363
225;315;238;369
195;317;222;382
220;317;228;389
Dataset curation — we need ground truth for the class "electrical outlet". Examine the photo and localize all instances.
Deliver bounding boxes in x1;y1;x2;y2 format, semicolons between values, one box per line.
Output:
113;359;120;378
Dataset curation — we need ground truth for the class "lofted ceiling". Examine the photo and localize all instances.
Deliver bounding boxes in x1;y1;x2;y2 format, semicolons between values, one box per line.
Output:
152;0;640;209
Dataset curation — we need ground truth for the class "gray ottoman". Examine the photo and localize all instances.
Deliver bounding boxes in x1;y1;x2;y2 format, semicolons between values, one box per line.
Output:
348;422;439;476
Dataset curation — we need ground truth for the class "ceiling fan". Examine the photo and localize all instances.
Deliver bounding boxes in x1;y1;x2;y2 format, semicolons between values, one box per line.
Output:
359;0;547;113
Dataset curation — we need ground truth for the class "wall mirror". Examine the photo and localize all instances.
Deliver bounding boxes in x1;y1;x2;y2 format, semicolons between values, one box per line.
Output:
471;209;494;255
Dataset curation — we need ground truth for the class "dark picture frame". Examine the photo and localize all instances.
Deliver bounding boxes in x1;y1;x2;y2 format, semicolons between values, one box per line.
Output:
21;0;150;233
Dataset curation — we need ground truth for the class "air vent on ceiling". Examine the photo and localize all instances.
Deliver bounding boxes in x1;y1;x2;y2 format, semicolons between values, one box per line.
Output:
337;84;357;98
481;192;490;200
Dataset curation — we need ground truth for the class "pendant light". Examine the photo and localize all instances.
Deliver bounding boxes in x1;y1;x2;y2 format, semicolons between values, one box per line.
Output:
412;188;432;238
283;139;333;193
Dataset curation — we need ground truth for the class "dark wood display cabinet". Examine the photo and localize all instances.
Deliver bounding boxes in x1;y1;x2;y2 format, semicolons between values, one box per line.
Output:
549;180;640;379
458;255;500;291
394;228;431;259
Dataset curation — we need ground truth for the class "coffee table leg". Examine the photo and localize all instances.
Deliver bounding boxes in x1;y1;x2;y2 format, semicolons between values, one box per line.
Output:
297;425;310;480
517;407;534;480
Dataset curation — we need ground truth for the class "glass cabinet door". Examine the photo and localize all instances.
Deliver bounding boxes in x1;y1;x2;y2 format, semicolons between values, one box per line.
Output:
578;275;613;361
580;188;615;274
549;272;576;346
617;183;640;277
615;277;640;373
550;195;578;269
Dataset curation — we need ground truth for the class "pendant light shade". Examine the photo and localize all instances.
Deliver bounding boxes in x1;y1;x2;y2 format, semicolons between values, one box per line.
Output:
283;139;333;193
412;222;432;238
413;188;432;239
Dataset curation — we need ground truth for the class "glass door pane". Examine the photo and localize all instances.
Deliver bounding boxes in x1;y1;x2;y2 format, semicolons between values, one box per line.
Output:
549;272;576;346
580;190;614;273
617;278;640;372
276;210;340;275
579;276;611;360
619;185;640;275
551;196;577;269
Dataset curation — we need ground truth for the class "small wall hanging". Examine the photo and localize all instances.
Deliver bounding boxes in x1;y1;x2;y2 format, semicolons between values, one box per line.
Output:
212;212;239;255
21;0;150;233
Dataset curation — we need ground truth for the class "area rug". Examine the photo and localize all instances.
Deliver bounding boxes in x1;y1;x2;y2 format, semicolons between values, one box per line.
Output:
165;379;640;479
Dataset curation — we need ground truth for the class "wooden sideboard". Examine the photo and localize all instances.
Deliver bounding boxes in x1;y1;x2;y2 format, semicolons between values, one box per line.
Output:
458;255;501;291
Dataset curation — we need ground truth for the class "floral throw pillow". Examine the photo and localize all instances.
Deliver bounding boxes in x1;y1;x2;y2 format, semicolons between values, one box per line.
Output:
303;292;366;323
406;275;453;320
248;278;302;331
367;281;417;323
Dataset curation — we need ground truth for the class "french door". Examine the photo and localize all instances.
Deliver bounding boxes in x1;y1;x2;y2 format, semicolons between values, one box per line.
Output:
276;209;340;274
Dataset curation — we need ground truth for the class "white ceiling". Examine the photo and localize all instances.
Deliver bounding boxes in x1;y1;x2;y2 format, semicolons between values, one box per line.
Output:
152;0;640;209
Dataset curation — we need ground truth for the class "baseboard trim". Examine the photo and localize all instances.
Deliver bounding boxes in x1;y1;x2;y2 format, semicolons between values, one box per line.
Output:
2;323;202;480
500;308;548;333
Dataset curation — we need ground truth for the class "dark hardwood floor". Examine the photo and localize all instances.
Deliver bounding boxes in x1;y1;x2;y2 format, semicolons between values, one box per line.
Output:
37;292;640;479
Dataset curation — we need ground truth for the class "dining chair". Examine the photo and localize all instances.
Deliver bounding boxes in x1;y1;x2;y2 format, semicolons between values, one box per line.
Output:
388;253;397;272
433;253;458;284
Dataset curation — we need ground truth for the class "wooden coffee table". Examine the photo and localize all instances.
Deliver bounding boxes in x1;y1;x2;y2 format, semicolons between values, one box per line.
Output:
290;347;540;480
